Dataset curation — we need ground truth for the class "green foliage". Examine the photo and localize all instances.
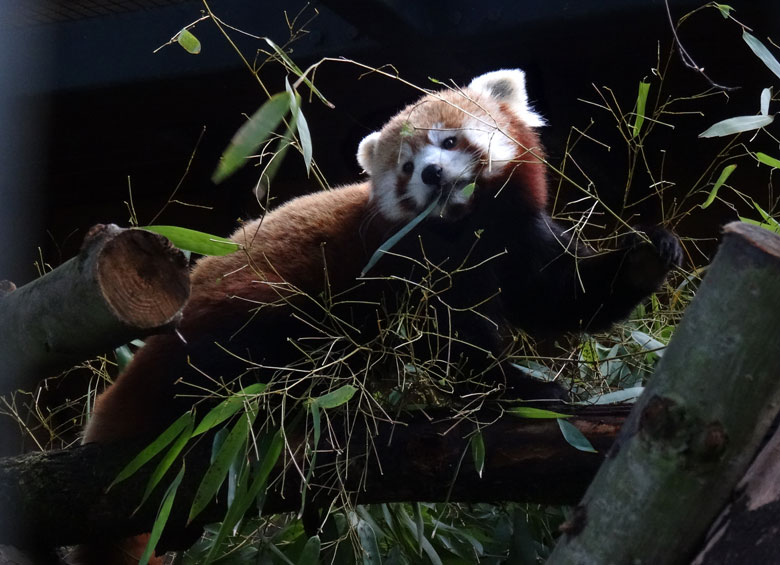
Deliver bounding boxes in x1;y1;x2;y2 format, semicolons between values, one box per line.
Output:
143;225;240;256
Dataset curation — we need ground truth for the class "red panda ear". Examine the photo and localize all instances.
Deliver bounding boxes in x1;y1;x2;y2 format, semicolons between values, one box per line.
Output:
357;131;381;175
468;69;546;128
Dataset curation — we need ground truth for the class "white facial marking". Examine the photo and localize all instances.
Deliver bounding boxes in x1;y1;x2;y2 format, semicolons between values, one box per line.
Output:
462;116;515;172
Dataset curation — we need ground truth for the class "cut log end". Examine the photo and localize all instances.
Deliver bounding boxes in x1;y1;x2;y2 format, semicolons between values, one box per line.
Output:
97;229;190;328
723;221;780;260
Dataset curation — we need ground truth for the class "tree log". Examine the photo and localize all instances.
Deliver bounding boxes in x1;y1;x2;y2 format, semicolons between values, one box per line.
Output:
0;406;629;550
0;224;189;394
547;222;780;565
691;422;780;564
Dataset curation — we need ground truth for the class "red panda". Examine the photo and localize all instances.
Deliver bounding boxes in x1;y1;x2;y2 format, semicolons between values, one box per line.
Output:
78;69;681;563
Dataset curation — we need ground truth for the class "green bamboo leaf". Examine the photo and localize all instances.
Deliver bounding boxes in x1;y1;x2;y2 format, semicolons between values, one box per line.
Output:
175;29;201;54
740;216;780;234
470;431;485;479
143;225;240;256
114;344;133;372
204;429;283;562
192;383;266;437
699;115;774;138
139;463;186;565
362;196;439;276
414;502;424;556
557;419;597;453
110;411;194;489
212;92;291;183
744;199;780;234
188;405;257;523
297;535;321;565
460;182;476;198
310;401;321;447
506;406;571;419
632;81;651;138
311;384;357;409
744;31;780;81
700;164;737;209
264;38;334;108
714;3;733;18
136;417;194;512
285;78;313;174
756;152;780;169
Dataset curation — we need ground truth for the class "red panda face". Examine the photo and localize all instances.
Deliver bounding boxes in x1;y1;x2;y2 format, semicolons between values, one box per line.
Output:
357;69;548;223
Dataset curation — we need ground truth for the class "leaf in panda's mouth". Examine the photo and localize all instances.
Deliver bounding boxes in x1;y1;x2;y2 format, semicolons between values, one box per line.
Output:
460;182;476;198
360;196;440;276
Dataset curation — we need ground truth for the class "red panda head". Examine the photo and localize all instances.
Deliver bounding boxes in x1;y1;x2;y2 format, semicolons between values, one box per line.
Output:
357;69;548;223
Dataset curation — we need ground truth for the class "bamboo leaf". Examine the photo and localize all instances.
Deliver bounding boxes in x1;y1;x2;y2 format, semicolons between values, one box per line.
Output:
212;92;291;183
110;411;194;489
588;387;645;405
192;383;266;437
460;182;476;198
714;3;733;18
506;406;571;419
175;29;201;54
632;81;651;138
204;429;283;563
286;77;313;174
631;330;667;356
264;38;334;108
700;164;737;209
297;535;321;565
744;31;780;81
357;519;382;565
470;431;485;479
761;87;772;116
136;417;194;512
311;384;357;409
557;419;598;453
699;115;774;138
756;152;780;169
114;344;133;372
188;405;258;523
143;225;240;256
415;502;424;556
139;463;186;565
362;196;439;276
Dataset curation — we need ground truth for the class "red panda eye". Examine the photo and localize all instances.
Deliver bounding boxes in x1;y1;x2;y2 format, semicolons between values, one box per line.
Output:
442;136;457;150
402;161;414;174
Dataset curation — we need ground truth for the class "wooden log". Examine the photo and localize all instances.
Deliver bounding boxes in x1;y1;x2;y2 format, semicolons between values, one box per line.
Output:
0;406;629;550
0;224;190;394
547;222;780;565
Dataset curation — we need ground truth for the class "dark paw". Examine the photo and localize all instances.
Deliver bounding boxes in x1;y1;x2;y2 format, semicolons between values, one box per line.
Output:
631;226;683;270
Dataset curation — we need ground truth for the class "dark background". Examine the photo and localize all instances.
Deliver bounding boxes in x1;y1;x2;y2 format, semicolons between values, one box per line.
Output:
1;0;779;456
2;0;779;286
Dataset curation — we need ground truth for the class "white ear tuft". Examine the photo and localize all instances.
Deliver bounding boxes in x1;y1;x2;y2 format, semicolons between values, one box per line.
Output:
357;131;381;175
468;69;546;128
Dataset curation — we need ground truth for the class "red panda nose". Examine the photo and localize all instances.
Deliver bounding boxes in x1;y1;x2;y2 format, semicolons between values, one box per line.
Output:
421;164;443;186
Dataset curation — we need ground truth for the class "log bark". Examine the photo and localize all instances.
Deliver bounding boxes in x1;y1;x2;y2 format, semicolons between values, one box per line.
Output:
691;422;780;564
0;406;629;550
547;222;780;565
0;224;190;394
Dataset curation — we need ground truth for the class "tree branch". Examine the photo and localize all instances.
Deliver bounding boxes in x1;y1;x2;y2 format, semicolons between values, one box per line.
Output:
0;406;628;550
